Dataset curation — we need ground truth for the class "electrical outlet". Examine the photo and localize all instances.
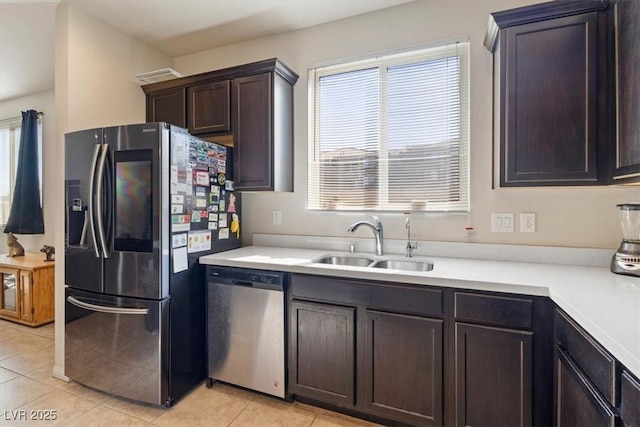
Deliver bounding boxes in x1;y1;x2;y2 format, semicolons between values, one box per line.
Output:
520;212;536;232
272;210;282;226
491;213;514;232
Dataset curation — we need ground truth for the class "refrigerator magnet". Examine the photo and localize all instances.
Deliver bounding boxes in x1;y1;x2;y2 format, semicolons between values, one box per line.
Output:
228;193;236;213
219;200;226;211
197;154;208;169
208;213;218;222
173;247;188;273
172;233;187;248
231;213;240;238
171;195;184;204
194;170;209;186
171;205;183;214
219;213;228;228
170;165;178;185
225;180;234;191
195;187;206;197
217;174;226;185
208;222;218;230
195;198;207;208
191;211;200;223
219;228;230;240
187;230;212;253
217;159;226;174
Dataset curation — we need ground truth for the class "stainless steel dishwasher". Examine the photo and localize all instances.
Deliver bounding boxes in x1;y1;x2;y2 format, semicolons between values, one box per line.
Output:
206;266;287;398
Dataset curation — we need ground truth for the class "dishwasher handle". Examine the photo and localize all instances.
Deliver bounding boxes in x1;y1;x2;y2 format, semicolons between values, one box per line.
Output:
231;280;254;287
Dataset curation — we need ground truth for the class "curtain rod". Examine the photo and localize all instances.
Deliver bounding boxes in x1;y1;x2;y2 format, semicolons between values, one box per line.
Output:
0;111;44;126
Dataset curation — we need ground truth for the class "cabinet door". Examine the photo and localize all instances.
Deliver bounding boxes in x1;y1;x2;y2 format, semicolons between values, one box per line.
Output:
0;267;21;318
364;310;443;426
20;271;33;322
232;73;273;191
621;370;640;427
187;80;231;134
146;88;186;128
555;348;617;427
289;300;356;407
500;13;600;186
456;322;533;427
612;0;640;182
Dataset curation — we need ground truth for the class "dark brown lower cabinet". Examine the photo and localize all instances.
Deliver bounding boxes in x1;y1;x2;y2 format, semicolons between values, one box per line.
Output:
289;300;356;407
555;348;617;427
621;370;640;426
455;323;533;427
364;310;443;426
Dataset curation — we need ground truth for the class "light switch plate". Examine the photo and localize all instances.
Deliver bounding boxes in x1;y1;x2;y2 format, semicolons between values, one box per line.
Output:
491;213;514;232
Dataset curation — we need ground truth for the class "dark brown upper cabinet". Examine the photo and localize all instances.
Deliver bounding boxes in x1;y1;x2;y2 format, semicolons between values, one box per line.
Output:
142;58;298;192
146;87;186;128
232;71;295;192
610;0;640;183
485;1;610;187
187;80;230;135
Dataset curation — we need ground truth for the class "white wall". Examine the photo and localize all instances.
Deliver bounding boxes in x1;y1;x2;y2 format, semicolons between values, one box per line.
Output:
53;2;173;378
0;90;56;254
174;0;640;250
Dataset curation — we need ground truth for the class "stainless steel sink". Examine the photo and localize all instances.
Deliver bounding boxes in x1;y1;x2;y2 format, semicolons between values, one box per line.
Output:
313;255;375;267
371;259;434;271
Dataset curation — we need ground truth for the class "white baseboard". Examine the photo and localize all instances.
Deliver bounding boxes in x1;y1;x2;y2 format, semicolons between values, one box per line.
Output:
52;365;69;382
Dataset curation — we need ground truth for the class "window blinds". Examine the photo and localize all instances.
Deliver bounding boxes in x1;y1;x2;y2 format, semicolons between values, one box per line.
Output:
308;40;470;212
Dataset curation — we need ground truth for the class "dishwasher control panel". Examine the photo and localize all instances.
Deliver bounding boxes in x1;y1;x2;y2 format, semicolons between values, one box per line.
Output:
206;266;286;291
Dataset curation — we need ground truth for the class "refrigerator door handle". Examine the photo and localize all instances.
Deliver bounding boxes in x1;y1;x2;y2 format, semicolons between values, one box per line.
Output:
95;143;110;258
88;144;102;258
67;295;149;315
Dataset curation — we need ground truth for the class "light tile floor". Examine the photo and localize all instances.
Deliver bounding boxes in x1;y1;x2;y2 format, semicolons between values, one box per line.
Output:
0;319;381;426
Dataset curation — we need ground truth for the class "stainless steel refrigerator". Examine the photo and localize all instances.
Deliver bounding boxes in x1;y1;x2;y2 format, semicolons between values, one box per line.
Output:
64;122;241;406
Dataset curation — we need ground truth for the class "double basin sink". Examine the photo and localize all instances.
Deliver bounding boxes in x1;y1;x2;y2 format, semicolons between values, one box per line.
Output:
313;254;434;272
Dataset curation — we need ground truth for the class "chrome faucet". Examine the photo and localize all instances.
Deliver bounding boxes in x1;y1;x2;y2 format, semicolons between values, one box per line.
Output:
347;216;384;256
405;217;418;257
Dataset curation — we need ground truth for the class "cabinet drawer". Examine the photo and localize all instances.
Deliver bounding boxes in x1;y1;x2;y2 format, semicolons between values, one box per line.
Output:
291;274;371;306
454;292;532;329
556;347;617;427
291;274;442;317
555;309;618;406
370;284;442;317
621;370;640;426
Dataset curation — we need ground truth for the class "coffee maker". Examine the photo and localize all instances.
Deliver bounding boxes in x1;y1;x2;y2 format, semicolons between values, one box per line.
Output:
611;203;640;276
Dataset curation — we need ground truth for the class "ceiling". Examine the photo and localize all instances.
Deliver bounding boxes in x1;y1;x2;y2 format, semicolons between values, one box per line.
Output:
0;0;413;102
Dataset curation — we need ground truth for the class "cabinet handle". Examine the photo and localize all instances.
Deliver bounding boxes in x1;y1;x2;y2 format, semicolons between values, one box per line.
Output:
67;296;148;315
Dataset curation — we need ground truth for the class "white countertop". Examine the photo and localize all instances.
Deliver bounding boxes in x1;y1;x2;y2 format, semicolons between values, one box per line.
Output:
200;245;640;378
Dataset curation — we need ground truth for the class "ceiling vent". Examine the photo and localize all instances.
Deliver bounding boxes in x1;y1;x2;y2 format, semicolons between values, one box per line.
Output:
135;68;182;84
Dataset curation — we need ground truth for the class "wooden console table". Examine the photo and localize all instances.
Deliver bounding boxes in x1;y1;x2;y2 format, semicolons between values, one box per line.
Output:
0;253;55;327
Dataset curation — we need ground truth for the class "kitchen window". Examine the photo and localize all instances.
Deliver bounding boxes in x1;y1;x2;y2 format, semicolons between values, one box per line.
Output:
0;116;43;226
308;40;469;212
